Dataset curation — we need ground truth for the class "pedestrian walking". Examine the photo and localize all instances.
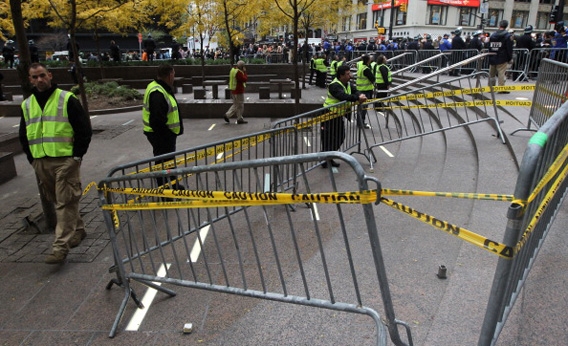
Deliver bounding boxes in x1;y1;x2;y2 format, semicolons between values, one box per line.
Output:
488;20;514;93
19;63;92;264
224;60;248;124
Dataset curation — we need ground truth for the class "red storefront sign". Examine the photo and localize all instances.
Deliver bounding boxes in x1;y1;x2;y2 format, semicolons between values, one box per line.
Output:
426;0;480;6
372;0;479;10
372;0;407;11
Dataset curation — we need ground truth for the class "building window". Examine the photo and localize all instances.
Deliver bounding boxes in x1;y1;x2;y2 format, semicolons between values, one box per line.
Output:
357;13;367;30
459;7;478;26
539;0;553;3
395;8;407;26
487;9;503;27
536;11;550;29
341;16;351;32
511;10;529;28
428;5;447;25
373;10;385;27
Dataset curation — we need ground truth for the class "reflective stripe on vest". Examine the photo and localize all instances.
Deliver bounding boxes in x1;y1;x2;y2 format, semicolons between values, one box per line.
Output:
21;89;75;159
323;78;351;113
356;61;373;91
142;81;181;134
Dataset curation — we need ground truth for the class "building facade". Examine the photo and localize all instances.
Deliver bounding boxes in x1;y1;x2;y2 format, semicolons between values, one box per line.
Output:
338;0;557;42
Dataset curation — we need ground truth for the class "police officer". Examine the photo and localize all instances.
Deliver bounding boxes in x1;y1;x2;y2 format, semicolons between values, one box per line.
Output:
488;20;514;93
513;25;536;80
449;27;467;76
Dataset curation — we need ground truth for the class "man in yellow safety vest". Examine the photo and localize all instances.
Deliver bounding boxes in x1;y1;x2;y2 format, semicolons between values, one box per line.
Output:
19;63;92;264
143;64;185;188
320;64;367;168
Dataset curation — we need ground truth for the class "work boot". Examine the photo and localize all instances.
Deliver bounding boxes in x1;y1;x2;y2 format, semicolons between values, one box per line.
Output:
45;251;67;264
69;229;87;248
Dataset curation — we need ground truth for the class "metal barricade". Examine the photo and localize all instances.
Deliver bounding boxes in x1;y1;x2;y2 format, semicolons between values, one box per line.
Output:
510;48;530;82
479;98;568;346
271;101;376;187
524;48;568;79
365;69;504;170
445;49;481;76
415;49;443;74
100;152;412;345
106;127;290;179
511;58;568;134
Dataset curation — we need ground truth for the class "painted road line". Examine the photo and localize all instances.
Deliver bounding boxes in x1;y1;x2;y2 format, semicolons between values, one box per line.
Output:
189;225;211;262
379;145;394;158
208;124;216;131
125;263;171;331
122;119;134;126
303;136;311;147
310;203;320;221
12;124;19;128
264;173;271;192
216;152;224;160
90;115;98;119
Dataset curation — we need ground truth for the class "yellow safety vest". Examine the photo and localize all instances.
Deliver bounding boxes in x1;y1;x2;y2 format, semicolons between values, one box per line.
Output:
229;67;246;90
373;63;392;85
22;89;75;159
329;60;343;78
142;81;181;134
356;61;373;91
323;78;351;114
314;58;328;73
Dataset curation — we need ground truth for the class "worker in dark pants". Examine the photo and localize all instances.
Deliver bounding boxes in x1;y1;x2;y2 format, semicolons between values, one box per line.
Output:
320;65;367;168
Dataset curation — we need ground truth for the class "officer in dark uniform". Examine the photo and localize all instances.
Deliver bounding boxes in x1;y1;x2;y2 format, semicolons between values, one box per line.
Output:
513;25;536;80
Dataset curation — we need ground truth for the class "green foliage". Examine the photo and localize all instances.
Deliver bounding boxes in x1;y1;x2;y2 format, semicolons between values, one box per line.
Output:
73;81;142;100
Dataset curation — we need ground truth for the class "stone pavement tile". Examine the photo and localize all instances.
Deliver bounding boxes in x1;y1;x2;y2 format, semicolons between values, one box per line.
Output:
86;331;163;345
17;331;94;346
0;331;33;345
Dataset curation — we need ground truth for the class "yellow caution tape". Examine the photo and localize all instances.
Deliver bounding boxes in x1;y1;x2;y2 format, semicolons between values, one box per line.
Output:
515;156;568;252
378;84;535;103
381;188;514;202
379;197;514;259
525;142;568;205
368;99;531;111
100;189;379;211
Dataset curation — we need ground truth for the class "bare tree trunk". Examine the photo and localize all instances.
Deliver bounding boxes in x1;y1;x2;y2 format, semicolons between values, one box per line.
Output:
10;0;57;232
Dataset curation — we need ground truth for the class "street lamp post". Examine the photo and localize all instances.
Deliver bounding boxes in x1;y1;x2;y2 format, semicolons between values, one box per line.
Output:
388;0;395;41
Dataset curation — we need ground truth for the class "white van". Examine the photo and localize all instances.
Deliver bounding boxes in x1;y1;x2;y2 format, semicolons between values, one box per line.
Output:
49;51;84;63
